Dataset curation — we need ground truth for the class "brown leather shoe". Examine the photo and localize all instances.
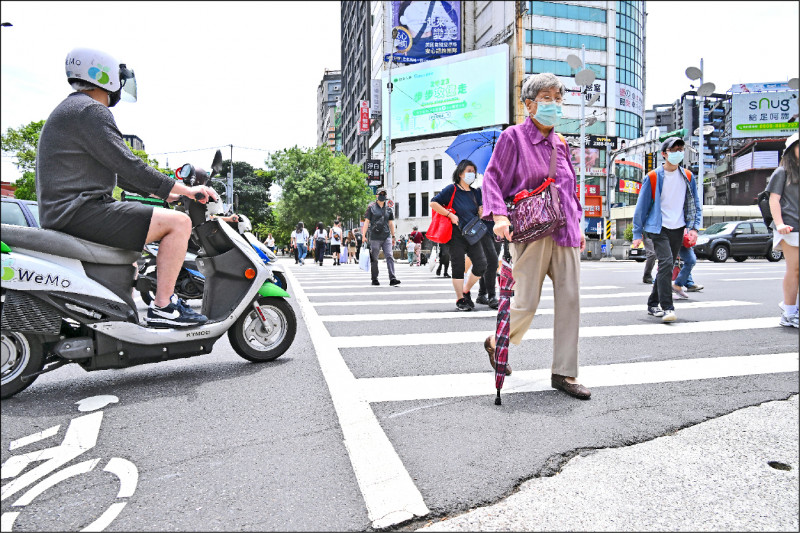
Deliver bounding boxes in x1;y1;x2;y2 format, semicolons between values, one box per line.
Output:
551;374;591;400
484;336;511;375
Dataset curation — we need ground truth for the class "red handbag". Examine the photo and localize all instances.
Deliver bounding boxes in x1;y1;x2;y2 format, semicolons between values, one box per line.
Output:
426;186;457;243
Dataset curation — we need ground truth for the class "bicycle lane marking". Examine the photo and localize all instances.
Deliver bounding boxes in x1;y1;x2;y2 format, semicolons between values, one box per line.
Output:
1;395;138;532
283;266;430;529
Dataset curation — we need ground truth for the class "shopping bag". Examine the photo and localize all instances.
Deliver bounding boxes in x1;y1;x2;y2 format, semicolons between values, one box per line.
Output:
428;247;439;272
359;244;370;272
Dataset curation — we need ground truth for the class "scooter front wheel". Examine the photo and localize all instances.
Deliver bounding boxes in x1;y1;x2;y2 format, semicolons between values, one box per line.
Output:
228;297;296;362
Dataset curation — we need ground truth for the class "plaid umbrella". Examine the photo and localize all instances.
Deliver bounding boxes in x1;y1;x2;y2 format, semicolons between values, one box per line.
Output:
494;241;515;406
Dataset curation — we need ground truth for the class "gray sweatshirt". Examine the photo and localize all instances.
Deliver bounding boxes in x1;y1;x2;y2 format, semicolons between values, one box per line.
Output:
35;92;174;230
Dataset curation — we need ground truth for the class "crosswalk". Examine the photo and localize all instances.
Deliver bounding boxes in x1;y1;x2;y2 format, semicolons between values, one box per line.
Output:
281;258;797;529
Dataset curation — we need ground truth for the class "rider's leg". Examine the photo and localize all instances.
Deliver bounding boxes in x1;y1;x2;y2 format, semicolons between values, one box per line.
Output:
144;208;192;308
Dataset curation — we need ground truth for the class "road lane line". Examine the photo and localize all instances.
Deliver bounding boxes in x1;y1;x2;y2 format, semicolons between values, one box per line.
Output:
282;268;429;528
358;352;799;403
303;284;623;292
332;317;779;348
319;300;758;322
312;291;653;307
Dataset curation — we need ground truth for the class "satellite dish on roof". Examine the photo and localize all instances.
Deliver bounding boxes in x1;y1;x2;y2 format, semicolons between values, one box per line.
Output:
696;82;716;97
789;78;800;90
694;125;714;136
575;69;596;87
685;67;702;80
566;54;583;70
587;93;600;106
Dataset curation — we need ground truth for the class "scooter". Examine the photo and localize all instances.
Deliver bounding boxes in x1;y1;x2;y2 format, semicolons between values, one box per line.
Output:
0;153;297;399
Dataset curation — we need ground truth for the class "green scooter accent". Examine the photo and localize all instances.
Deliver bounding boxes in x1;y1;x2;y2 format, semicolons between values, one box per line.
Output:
1;241;11;253
258;281;290;298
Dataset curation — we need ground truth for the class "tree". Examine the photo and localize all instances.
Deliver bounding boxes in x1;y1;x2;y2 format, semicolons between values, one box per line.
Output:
269;145;373;236
12;172;37;201
1;120;45;174
113;141;173;201
212;160;274;229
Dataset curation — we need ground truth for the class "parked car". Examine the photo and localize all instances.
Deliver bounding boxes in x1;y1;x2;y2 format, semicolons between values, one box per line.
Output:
1;198;39;228
629;241;647;262
694;219;782;262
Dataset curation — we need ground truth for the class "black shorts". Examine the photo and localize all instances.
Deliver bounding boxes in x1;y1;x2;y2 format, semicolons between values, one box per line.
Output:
59;196;154;252
331;244;341;253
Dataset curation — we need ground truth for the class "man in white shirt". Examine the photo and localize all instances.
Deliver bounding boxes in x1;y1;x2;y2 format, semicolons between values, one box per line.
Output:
330;219;343;266
631;137;702;322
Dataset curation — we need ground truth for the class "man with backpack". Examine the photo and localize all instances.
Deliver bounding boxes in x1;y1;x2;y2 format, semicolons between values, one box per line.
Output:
631;137;702;322
362;188;401;286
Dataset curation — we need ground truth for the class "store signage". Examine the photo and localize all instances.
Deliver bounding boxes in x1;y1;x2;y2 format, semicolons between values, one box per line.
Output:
731;91;799;139
619;179;641;194
576;183;600;196
359;100;370;134
583;196;602;217
617;84;643;115
364;159;383;186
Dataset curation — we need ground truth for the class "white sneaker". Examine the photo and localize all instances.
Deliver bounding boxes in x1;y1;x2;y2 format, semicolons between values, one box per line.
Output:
672;284;689;300
662;309;677;322
648;306;665;317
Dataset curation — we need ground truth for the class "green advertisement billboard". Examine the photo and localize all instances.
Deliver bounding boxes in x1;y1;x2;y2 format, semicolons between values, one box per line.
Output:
382;44;509;140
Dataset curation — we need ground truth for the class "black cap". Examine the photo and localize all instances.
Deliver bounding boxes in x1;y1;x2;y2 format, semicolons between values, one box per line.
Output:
660;137;685;153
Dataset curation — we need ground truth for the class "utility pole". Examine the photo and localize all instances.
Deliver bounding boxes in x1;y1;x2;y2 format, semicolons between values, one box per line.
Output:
579;45;586;234
227;144;234;213
385;20;397;202
697;58;705;187
514;0;525;124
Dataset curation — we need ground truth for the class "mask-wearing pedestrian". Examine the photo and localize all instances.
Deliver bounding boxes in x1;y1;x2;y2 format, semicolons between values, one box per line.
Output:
378;193;387;202
532;102;563;127
464;172;476;185
667;151;685;165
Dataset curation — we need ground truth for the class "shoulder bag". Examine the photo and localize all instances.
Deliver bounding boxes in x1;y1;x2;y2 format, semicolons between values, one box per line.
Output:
426;186;457;244
460;188;489;245
506;136;566;244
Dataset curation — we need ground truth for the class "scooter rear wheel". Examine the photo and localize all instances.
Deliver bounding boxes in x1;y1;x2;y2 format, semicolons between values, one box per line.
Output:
228;297;296;362
1;330;45;399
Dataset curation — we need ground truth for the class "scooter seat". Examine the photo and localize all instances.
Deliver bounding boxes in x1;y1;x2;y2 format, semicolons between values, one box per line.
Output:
1;224;141;265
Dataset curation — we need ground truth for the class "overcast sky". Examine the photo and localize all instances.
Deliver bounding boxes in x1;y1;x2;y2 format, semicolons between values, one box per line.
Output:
1;1;798;182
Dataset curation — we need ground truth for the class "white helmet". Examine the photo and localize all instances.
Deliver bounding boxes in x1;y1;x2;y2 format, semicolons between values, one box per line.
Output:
786;132;799;152
65;47;137;107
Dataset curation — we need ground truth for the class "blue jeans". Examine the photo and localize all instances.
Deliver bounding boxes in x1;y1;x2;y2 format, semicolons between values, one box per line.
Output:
297;243;308;263
674;246;697;287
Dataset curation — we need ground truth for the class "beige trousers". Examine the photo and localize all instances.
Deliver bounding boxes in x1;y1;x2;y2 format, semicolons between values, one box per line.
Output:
509;236;581;377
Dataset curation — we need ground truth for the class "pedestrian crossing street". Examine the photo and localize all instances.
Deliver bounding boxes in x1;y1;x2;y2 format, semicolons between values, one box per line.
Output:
280;257;798;529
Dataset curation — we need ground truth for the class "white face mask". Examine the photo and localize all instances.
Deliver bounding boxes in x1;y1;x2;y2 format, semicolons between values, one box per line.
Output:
464;172;476;185
666;151;684;165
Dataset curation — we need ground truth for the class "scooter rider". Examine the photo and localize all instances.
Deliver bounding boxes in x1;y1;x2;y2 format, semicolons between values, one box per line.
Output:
36;47;218;327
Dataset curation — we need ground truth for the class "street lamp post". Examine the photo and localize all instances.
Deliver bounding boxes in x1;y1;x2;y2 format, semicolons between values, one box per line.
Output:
567;46;597;242
686;60;715;189
385;23;398;201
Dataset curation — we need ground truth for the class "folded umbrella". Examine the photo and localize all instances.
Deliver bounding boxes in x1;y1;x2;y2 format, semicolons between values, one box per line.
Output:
494;241;514;405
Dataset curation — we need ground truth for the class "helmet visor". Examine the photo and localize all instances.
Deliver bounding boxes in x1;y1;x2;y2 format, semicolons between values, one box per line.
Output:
119;65;137;102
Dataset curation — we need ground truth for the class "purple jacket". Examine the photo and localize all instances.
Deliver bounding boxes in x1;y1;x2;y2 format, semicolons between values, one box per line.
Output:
481;118;584;247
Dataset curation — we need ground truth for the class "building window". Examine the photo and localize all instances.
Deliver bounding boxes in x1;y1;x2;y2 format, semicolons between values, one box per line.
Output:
526;29;607;51
421;160;429;180
525;58;606;80
434;158;442;179
421;193;429;217
408;161;416;181
408;194;416;217
616;110;643;140
527;1;606;23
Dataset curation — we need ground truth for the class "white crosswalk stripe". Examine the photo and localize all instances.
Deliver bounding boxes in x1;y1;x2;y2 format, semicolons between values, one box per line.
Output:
312;291;653;306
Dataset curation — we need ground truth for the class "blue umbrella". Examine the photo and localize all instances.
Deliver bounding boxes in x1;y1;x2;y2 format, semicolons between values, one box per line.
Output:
445;128;503;175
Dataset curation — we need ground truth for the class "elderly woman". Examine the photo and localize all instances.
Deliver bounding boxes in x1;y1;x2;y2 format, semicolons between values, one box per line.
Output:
481;72;589;399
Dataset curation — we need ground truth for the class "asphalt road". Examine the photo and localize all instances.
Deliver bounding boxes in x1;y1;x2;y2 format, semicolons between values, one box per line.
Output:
1;255;797;531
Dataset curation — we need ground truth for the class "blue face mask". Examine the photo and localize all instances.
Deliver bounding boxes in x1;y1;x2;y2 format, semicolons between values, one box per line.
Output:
532;102;563;127
667;151;684;165
464;172;476;185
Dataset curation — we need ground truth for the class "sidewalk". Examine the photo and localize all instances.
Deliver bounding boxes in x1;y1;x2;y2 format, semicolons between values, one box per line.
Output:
419;395;799;532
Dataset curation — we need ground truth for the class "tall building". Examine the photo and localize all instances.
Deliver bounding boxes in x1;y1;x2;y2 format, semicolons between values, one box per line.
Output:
122;134;145;152
317;69;342;152
340;2;372;167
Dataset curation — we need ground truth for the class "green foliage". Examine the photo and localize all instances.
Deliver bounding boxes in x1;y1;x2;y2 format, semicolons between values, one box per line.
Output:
623;224;633;242
1;120;45;174
269;145;373;236
12;171;37;201
211;160;274;229
117;141;173;201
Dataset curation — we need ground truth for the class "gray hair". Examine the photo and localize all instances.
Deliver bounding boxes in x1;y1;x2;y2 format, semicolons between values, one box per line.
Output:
70;79;100;91
520;73;565;103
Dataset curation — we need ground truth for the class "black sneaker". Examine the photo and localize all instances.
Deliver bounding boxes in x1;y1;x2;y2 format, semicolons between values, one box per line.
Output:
147;295;208;328
487;297;499;310
643;275;653;284
463;291;475;309
443;273;451;278
456;298;472;311
372;279;380;286
390;278;401;286
475;294;489;305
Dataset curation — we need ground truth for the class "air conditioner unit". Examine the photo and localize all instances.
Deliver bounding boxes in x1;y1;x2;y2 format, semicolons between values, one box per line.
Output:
730;182;739;189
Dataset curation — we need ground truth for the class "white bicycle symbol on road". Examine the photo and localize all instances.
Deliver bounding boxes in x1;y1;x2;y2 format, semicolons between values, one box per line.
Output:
1;395;138;532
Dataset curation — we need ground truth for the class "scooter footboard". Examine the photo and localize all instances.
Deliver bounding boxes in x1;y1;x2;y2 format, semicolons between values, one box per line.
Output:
82;331;221;370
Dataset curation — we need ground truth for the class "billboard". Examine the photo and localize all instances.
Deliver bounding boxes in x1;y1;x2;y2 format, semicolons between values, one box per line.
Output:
364;160;383;186
389;1;461;65
359;100;370;134
382;44;509;140
558;77;606;107
731;91;799;138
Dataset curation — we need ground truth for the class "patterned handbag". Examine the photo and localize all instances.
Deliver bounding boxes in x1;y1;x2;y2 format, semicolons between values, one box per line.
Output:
506;138;566;244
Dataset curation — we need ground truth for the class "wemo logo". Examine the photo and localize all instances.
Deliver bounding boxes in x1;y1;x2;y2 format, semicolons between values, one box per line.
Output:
3;267;72;288
748;97;792;112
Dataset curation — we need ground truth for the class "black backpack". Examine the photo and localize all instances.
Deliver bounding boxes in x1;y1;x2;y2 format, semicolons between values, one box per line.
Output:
757;189;772;228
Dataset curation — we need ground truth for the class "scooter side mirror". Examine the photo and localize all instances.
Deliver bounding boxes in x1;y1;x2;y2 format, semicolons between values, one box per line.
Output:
177;164;194;180
210;150;223;177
